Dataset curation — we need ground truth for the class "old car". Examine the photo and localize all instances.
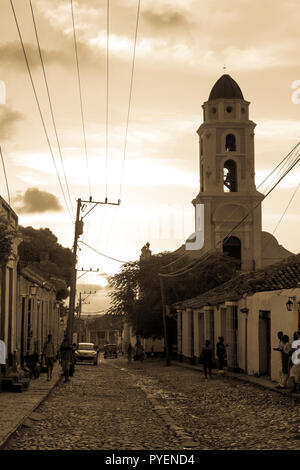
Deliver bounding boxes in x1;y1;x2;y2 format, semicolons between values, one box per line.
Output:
103;344;118;359
75;342;98;365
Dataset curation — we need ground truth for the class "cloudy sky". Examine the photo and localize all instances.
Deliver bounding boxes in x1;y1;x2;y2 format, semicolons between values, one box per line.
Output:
0;0;299;313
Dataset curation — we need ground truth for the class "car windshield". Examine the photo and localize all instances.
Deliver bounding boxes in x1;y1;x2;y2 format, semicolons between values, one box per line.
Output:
78;344;94;350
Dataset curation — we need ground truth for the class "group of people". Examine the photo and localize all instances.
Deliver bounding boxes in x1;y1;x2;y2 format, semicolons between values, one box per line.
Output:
200;336;228;379
42;334;76;383
274;330;300;393
127;341;145;363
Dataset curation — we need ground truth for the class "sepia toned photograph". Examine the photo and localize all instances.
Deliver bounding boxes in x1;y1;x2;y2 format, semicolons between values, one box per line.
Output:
0;0;299;457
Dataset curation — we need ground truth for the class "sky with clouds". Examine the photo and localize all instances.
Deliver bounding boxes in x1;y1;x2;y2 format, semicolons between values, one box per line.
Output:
0;0;299;313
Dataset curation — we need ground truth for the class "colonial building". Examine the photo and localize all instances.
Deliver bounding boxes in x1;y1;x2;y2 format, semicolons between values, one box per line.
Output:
175;74;298;382
0;196;20;368
176;254;300;382
17;265;61;367
0;196;64;382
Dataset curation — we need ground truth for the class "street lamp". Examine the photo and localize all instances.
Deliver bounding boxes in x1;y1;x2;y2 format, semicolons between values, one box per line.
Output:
29;284;38;296
286;298;294;311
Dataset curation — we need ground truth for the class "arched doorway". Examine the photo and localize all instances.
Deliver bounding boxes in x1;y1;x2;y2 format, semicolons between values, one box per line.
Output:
223;236;241;268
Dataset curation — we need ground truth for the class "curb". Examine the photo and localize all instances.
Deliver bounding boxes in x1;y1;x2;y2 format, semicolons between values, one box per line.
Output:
175;361;300;402
0;371;63;449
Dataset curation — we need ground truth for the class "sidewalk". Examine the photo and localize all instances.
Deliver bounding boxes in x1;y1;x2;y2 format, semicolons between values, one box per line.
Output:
0;363;62;448
176;361;300;401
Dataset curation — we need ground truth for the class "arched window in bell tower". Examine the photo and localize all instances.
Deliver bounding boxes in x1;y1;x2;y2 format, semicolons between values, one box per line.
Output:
223;160;237;192
226;133;236;152
223;236;241;269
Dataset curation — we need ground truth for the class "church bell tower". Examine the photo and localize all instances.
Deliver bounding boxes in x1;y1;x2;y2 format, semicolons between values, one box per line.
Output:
191;74;264;271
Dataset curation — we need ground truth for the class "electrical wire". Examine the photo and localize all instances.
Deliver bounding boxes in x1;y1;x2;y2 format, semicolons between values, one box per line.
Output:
105;0;110;199
222;149;300;246
0;145;11;205
70;0;92;199
118;0;141;200
29;0;74;218
100;0;141;253
80;240;129;263
272;183;299;236
257;141;299;190
10;0;73;223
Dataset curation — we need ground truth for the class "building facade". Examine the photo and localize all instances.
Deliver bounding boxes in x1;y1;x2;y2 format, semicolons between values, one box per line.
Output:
176;254;300;382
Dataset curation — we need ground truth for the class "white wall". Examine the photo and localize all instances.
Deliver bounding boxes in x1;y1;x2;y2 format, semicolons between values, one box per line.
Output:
235;288;299;381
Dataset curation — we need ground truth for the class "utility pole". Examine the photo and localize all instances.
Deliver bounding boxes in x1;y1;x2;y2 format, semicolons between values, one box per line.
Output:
67;198;82;345
77;267;100;281
67;197;120;346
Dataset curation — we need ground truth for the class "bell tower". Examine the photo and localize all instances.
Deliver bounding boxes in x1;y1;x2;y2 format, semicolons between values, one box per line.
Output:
191;74;264;271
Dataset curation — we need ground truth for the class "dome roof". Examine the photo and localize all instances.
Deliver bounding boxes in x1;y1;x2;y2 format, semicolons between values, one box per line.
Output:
208;74;244;101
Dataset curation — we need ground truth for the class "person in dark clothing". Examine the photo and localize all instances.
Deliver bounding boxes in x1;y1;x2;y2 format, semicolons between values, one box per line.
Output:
60;339;72;383
127;343;133;363
201;340;213;379
216;336;227;372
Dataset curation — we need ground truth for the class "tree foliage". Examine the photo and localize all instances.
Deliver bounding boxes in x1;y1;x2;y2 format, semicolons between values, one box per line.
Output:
108;250;238;339
18;226;72;300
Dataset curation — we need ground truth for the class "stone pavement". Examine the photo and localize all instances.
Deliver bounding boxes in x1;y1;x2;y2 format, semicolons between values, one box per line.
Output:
0;357;299;450
0;363;62;448
3;357;298;450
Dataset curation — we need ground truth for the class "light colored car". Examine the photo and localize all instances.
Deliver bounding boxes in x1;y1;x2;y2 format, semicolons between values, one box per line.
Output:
75;342;98;366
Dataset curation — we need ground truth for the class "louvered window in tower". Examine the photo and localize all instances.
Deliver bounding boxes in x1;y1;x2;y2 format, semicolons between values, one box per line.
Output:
226;134;236;152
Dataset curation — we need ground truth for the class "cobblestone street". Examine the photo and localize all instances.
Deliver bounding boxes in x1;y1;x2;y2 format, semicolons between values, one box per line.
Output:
3;358;300;450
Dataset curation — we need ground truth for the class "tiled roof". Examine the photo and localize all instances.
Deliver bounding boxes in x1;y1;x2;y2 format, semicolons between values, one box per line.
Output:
175;254;300;309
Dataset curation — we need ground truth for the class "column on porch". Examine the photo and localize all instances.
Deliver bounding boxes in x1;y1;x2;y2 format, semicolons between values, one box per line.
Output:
203;306;215;353
193;310;204;362
176;310;183;361
225;301;239;370
181;308;194;363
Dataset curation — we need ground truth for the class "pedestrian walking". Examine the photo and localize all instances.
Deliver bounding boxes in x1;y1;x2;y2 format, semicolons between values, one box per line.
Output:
60;338;72;383
273;331;284;386
43;334;55;381
135;340;144;362
275;335;291;389
290;331;300;393
127;343;133;363
216;337;227;373
201;340;213;379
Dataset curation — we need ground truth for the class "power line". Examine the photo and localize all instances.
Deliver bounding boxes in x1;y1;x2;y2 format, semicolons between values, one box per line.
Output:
118;0;141;200
272;182;299;235
101;0;141;253
29;0;74;218
10;0;73;223
0;145;11;205
222;149;300;246
257;141;299;191
105;0;110;199
70;0;92;198
80;240;129;264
